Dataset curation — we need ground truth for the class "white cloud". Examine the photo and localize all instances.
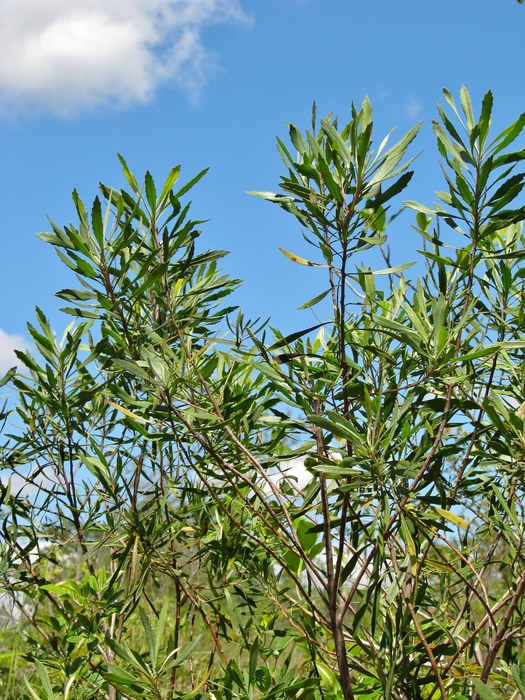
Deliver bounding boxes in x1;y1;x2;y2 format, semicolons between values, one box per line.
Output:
277;457;312;492
0;0;250;116
257;457;313;497
0;470;52;498
0;328;29;374
404;97;422;120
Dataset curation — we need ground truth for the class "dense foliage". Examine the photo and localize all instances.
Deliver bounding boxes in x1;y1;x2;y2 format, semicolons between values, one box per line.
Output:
1;87;525;700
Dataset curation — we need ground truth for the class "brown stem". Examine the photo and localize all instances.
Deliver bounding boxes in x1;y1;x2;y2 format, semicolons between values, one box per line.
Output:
478;571;525;686
313;398;354;700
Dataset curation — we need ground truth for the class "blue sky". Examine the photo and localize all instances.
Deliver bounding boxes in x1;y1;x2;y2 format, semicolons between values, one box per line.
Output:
0;0;524;372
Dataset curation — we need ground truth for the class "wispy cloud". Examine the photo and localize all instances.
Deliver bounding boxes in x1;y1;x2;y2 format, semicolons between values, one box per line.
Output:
404;97;422;120
0;328;29;374
0;0;250;117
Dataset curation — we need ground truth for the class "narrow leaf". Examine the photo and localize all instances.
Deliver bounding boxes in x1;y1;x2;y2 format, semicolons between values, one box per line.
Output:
511;665;525;697
491;112;525;154
297;288;331;309
367;261;416;275
144;171;157;211
472;680;500;700
434;507;468;528
369;122;422;186
117;154;140;194
91;196;104;246
288;124;309;153
107;400;153;424
459;85;475;131
270;322;327;350
279;247;323;267
0;367;16;388
174;168;209;198
35;660;56;700
159;165;181;202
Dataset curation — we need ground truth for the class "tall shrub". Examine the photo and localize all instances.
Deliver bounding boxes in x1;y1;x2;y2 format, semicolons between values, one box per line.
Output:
1;87;525;700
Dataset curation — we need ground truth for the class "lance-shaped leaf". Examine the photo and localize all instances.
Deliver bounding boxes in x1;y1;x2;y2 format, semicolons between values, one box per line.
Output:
368;121;422;186
279;247;324;267
297;288;331;310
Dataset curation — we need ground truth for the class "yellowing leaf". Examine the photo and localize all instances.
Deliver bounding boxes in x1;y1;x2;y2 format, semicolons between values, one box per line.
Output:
107;400;153;424
401;519;416;557
434;507;469;528
423;558;454;573
279;248;323;267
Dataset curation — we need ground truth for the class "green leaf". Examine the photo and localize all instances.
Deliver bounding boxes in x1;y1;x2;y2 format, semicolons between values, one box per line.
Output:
91;196;104;246
159;165;181;202
400;518;416;557
511;665;525;696
105;664;147;689
455;173;474;205
154;605;169;670
360;233;388;246
163;636;202;672
472;680;501;700
491;484;519;529
442;88;459;117
35;660;56;700
297;288;331;310
254;667;271;692
404;200;436;216
23;677;45;700
117;153;141;194
317;156;343;204
75;257;98;280
479;90;493;146
131;262;169;299
491;112;525;154
294;517;318;553
174;167;209;198
369;122;422;186
488;173;525;204
367;261;416;275
144;171;157;211
226;659;246;691
340;546;368;584
0;366;16;388
432;294;446;349
320;118;352;168
139;607;156;667
59;307;100;319
224;590;244;638
269;322;327;350
433;122;473;166
316;662;337;690
367;171;414;208
249;637;259;684
451;346;496;363
288;124;309;153
308;412;362;443
370;314;420;338
436;100;467;147
55;288;96;302
459;85;475;131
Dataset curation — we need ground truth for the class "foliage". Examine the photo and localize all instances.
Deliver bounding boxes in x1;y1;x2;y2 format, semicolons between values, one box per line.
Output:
1;87;525;700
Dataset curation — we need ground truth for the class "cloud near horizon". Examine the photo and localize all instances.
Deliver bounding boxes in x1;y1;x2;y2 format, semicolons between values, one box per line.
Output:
0;328;29;374
0;0;250;117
